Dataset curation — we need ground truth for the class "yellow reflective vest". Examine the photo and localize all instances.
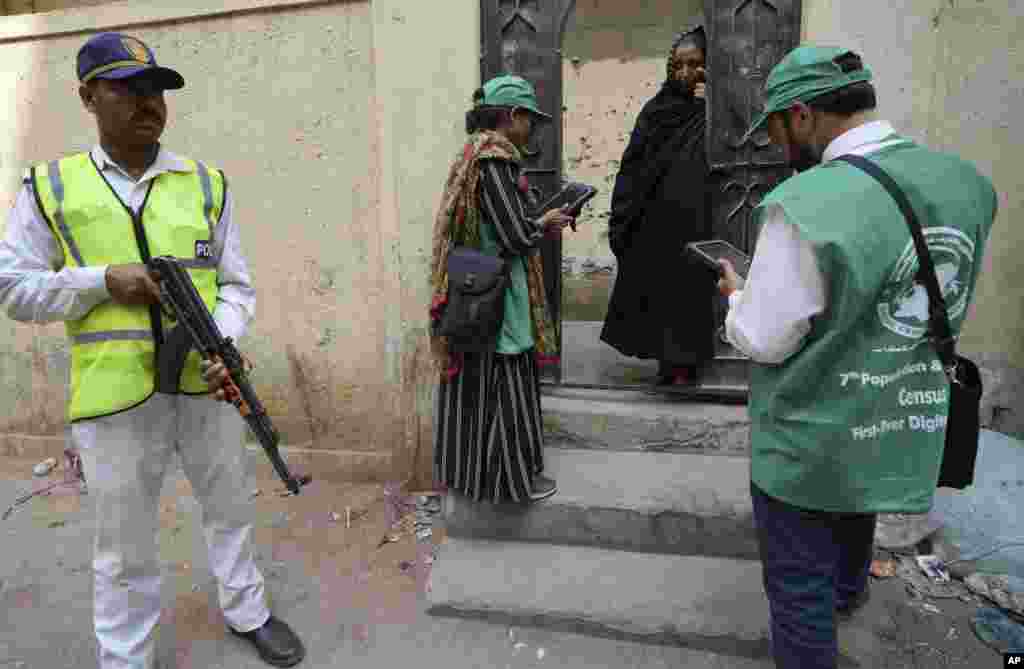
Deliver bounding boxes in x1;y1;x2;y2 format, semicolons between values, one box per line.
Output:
30;152;224;422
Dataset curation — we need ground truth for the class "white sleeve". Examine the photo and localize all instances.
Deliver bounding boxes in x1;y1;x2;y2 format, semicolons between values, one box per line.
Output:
0;179;110;323
724;204;826;364
210;188;256;342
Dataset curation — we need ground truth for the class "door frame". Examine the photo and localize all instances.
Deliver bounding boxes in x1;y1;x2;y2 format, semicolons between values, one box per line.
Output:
479;0;802;398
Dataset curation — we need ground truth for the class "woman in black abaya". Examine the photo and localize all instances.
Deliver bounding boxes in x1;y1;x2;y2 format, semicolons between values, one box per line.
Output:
600;26;716;387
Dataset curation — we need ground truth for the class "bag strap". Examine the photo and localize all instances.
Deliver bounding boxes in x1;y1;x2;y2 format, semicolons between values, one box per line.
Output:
835;153;958;372
451;240;509;260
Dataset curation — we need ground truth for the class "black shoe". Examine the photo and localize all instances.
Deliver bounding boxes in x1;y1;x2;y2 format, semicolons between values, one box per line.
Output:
229;616;306;667
530;474;558;502
836;584;871;620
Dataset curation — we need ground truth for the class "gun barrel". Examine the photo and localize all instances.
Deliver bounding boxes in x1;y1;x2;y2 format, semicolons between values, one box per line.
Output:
150;256;312;496
234;380;311;494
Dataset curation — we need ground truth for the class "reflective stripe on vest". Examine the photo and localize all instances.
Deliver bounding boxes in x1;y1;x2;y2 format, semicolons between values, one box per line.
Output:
72;330;153;345
32;153;225;422
46;161;85;267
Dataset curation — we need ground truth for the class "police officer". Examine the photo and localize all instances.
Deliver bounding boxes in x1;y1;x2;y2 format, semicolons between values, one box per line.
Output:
0;33;305;668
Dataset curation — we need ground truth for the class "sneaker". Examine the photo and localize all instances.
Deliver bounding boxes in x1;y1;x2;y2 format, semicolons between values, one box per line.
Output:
530;474;558;502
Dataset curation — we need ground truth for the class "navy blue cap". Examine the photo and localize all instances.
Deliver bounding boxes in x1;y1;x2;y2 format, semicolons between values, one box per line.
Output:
76;33;184;89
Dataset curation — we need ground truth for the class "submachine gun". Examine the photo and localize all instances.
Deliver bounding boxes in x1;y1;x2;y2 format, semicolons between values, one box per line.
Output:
150;256;311;495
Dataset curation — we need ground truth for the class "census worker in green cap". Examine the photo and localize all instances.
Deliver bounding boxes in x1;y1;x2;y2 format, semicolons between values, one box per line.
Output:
0;32;305;668
429;73;575;504
716;46;997;667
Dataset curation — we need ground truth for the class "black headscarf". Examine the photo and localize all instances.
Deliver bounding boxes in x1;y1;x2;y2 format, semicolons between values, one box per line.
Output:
666;25;707;83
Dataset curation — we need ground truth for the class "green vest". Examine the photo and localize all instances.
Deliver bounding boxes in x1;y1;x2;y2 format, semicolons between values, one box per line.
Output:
31;152;225;422
479;223;533;355
749;138;997;514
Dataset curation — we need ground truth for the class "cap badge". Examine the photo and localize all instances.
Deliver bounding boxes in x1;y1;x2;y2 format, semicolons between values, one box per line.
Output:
122;37;151;64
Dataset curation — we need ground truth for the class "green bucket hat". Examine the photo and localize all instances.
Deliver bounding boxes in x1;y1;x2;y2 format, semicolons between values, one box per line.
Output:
742;45;873;143
480;74;552;121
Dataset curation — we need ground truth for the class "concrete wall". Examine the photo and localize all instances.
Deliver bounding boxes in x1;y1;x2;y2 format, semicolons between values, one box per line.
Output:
802;0;1022;360
801;0;1024;436
1;0;115;14
369;0;479;486
0;0;479;483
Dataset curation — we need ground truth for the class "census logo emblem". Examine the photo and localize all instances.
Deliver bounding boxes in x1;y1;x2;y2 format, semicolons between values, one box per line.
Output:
878;227;974;339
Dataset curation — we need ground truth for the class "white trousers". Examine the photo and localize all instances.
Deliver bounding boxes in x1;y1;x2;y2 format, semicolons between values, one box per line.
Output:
72;393;271;669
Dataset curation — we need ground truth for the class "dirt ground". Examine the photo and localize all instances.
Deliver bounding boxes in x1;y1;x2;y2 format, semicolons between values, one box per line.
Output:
1;454;443;664
1;454;1015;668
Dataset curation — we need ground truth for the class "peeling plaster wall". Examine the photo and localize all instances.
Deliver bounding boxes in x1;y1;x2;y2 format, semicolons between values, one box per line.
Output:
0;0;1020;477
1;0;115;15
561;0;1021;341
560;0;1023;433
0;0;480;482
369;0;478;486
560;0;704;321
802;0;1024;435
0;1;388;477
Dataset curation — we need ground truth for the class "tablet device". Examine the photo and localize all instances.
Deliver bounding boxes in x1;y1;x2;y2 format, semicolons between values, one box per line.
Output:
536;181;598;218
686;240;752;279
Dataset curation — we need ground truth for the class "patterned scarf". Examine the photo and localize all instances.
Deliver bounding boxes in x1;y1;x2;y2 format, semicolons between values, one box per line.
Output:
429;131;558;380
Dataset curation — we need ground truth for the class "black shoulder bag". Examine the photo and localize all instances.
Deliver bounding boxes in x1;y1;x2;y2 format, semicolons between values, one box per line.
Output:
432;245;510;353
837;153;983;490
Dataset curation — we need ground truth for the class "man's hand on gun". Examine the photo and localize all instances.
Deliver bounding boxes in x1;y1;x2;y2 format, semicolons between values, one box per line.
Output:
201;355;254;403
149;256;310;494
200;359;231;402
105;263;162;306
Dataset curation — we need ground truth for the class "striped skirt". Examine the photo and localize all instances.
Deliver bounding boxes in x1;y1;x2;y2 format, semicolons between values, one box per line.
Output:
433;349;545;504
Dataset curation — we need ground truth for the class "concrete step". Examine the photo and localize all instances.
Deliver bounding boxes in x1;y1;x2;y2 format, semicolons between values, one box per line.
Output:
559;321;751;398
427;538;771;659
442;447;758;560
700;353;750;393
541;387;751;455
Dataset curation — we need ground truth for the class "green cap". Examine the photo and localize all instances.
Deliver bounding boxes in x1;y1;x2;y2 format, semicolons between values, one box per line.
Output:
742;46;873;143
480;74;552;121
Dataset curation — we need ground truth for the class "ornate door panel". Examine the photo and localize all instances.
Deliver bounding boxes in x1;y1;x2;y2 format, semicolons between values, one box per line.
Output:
480;0;576;382
705;0;802;356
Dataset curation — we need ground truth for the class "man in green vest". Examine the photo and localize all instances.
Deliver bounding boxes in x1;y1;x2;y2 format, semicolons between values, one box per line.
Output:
0;33;305;667
716;46;997;668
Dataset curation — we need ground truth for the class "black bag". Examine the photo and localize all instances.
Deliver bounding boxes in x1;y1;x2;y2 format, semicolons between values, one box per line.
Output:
432;246;510;353
838;154;983;490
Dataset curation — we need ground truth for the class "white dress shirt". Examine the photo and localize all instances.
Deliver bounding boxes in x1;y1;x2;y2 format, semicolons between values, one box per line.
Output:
0;145;255;341
724;121;906;364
